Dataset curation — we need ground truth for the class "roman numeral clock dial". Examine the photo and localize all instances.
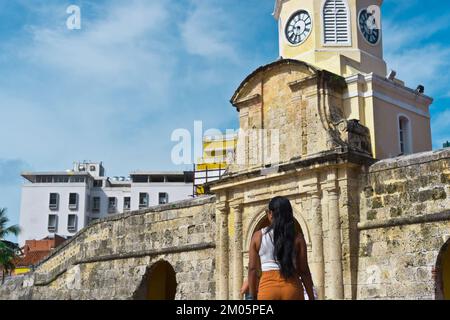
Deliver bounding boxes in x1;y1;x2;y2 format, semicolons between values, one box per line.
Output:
285;10;312;45
359;9;380;45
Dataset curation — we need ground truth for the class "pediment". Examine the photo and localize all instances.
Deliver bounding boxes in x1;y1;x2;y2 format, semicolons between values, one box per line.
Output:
230;59;319;110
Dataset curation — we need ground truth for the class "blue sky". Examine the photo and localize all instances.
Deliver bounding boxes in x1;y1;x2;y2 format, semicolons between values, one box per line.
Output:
0;0;449;242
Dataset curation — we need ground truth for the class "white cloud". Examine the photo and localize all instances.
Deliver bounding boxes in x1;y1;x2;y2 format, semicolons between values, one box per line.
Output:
0;0;244;171
385;45;450;92
383;13;450;151
383;15;450;95
383;15;449;51
181;2;238;61
21;0;175;98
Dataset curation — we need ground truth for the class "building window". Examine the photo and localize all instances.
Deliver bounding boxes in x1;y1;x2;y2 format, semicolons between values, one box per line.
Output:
90;165;96;172
68;214;77;233
133;176;149;183
48;215;58;233
69;193;78;210
124;197;131;211
108;197;117;214
92;197;101;213
399;115;412;155
159;193;169;205
70;176;85;183
54;176;70;183
93;180;103;188
323;0;351;45
49;193;59;211
139;193;149;209
38;176;53;183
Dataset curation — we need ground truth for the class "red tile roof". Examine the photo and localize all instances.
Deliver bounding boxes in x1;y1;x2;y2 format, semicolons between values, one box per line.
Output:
23;235;66;255
14;251;51;268
10;235;67;270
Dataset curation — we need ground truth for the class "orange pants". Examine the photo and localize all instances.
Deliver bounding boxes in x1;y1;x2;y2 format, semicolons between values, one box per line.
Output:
257;270;304;300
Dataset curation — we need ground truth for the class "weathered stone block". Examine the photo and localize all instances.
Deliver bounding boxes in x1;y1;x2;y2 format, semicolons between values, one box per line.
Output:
374;184;385;195
418;190;434;202
441;173;450;184
367;210;377;221
390;207;402;218
432;187;446;200
364;186;374;198
372;197;383;209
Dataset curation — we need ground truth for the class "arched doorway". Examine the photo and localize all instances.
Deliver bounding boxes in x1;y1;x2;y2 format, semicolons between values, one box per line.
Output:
436;240;450;300
137;260;177;300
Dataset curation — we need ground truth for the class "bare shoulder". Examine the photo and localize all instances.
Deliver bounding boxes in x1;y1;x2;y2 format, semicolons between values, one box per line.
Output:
252;230;262;242
251;230;263;249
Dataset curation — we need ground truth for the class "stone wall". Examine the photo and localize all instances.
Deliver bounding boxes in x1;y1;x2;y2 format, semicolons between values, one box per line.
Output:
0;196;216;300
357;149;450;299
2;147;449;300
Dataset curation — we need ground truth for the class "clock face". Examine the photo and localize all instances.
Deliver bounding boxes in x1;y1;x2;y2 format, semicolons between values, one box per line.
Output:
285;10;312;45
358;9;380;45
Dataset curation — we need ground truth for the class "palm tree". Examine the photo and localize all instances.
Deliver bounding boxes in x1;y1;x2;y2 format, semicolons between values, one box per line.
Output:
0;208;21;284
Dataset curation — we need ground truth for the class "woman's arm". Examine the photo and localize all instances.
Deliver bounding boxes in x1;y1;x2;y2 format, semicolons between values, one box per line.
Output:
248;231;262;299
296;234;315;300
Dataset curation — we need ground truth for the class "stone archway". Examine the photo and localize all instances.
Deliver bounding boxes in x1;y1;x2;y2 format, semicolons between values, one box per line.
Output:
134;260;177;300
436;239;450;300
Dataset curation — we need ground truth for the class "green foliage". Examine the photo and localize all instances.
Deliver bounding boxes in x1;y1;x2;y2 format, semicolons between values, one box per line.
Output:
0;208;21;283
0;208;21;239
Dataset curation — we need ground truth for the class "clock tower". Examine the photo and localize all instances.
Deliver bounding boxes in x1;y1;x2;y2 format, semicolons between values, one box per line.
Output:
274;0;387;77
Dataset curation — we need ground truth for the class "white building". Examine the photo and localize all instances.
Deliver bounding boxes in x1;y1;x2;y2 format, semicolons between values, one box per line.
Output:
19;161;194;245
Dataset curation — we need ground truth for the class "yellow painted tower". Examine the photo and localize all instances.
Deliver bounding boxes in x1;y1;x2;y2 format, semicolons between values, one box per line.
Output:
274;0;387;77
273;0;433;159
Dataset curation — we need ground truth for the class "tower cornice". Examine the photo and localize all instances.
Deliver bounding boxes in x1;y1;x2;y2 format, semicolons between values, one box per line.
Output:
273;0;286;20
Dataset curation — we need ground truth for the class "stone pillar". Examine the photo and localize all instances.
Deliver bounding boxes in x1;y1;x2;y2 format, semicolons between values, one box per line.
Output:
327;171;344;299
309;190;325;300
216;203;229;300
231;202;244;300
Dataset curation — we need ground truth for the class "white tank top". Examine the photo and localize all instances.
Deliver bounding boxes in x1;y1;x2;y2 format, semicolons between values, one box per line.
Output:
259;227;280;271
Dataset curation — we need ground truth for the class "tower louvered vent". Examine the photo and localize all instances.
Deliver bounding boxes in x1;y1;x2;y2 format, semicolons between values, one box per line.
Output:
323;0;350;44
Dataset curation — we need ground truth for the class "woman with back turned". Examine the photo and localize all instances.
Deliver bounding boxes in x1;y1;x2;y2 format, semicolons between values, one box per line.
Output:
246;196;315;300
